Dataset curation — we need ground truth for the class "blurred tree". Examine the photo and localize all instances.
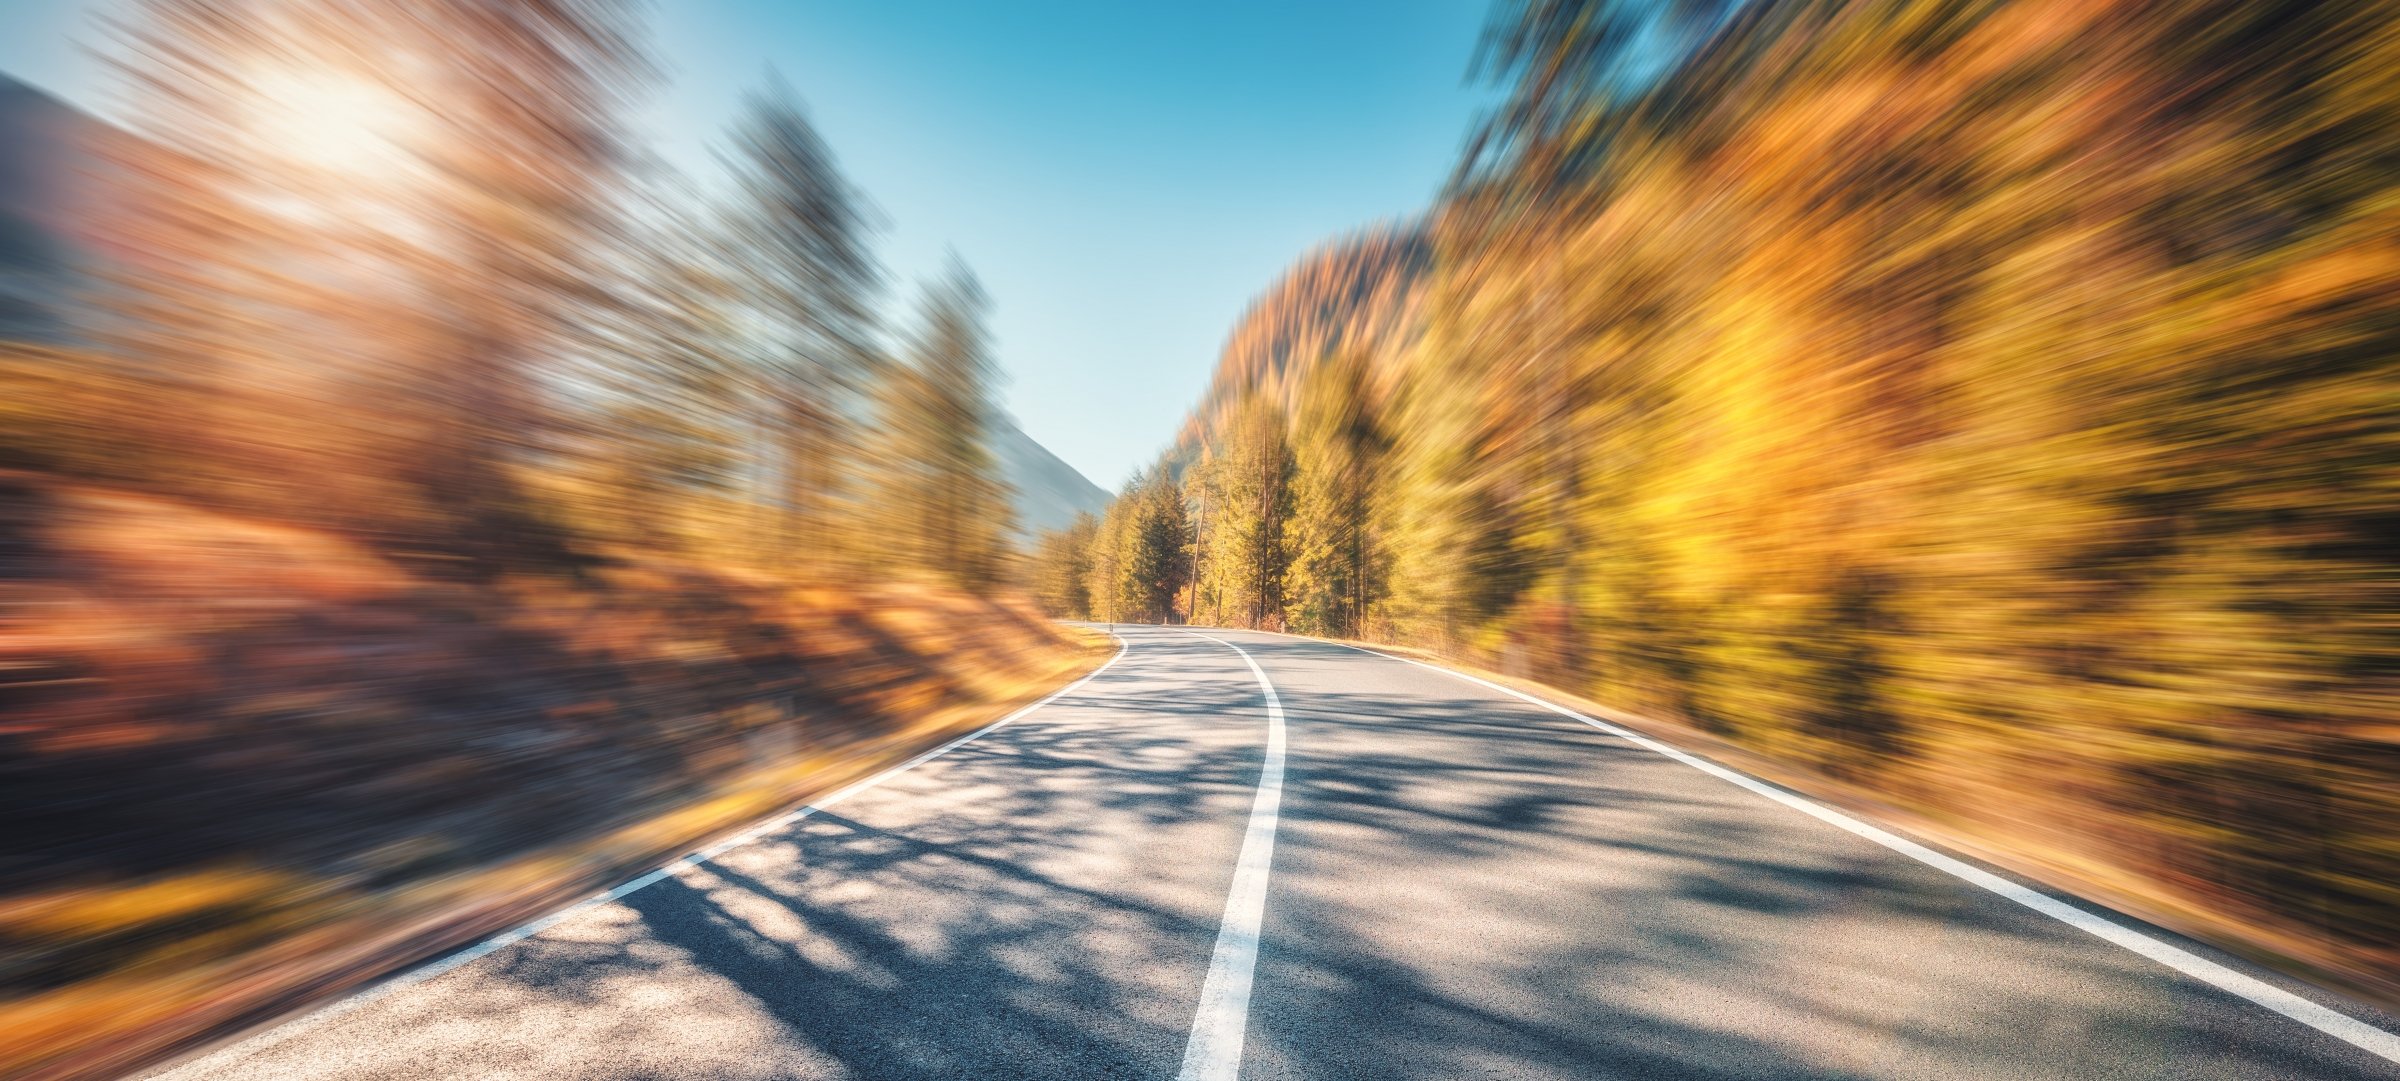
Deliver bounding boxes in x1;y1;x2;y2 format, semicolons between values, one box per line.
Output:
557;180;753;557
875;260;1015;592
1282;349;1381;638
723;75;883;575
401;0;650;564
1113;0;2400;995
1085;475;1139;623
1181;447;1217;625
1460;0;1737;196
1031;511;1098;619
1197;393;1292;629
101;0;650;566
1126;462;1191;623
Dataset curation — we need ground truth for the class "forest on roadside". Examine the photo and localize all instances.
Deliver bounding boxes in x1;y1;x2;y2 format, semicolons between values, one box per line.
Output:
1041;0;2400;1005
0;3;1087;1079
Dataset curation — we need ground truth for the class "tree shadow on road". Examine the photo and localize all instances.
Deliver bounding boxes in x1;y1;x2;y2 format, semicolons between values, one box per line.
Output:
455;629;2393;1081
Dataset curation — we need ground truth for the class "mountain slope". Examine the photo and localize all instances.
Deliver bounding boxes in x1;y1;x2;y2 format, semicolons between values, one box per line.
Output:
0;76;95;342
993;418;1110;537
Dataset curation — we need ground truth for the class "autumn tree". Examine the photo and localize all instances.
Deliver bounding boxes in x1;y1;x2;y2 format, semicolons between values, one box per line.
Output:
1197;393;1291;629
1125;463;1190;623
1181;447;1217;624
1282;350;1381;638
1031;511;1098;619
1083;480;1134;623
103;0;650;564
723;75;882;574
1133;0;2400;1001
875;261;1015;592
551;177;755;558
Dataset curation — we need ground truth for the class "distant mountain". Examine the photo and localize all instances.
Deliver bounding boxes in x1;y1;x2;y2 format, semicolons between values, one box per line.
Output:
992;419;1110;538
0;76;96;342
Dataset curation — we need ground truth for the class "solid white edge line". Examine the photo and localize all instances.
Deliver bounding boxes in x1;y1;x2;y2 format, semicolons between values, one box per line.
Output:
1174;629;1290;1081
1306;635;2400;1067
144;630;1134;1081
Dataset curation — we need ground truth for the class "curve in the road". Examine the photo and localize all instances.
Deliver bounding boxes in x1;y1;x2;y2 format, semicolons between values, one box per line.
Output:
1172;630;1289;1081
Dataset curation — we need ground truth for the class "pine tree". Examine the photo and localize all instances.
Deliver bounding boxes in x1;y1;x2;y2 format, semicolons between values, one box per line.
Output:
1283;350;1381;638
1128;463;1190;622
723;75;882;574
405;0;649;562
1198;393;1292;629
875;260;1015;591
1085;479;1137;623
1031;512;1098;619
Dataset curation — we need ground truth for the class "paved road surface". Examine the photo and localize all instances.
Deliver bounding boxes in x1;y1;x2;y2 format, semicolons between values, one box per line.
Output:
149;625;2400;1080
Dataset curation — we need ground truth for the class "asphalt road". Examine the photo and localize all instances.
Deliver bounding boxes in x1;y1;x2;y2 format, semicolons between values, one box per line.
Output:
149;625;2400;1081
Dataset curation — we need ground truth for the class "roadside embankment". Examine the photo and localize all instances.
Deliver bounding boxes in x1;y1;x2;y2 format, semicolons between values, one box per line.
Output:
0;475;1106;1081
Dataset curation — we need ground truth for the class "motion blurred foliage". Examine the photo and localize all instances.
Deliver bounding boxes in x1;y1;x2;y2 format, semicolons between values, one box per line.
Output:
1059;0;2400;1001
1;0;1050;1077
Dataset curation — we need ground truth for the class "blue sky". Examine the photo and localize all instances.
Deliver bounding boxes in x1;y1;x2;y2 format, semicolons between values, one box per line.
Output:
0;0;1495;489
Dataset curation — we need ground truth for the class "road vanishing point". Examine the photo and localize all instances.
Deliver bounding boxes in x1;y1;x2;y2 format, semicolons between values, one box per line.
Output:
148;625;2400;1081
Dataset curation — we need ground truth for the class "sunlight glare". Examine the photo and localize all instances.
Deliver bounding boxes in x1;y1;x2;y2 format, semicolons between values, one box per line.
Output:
242;64;425;182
